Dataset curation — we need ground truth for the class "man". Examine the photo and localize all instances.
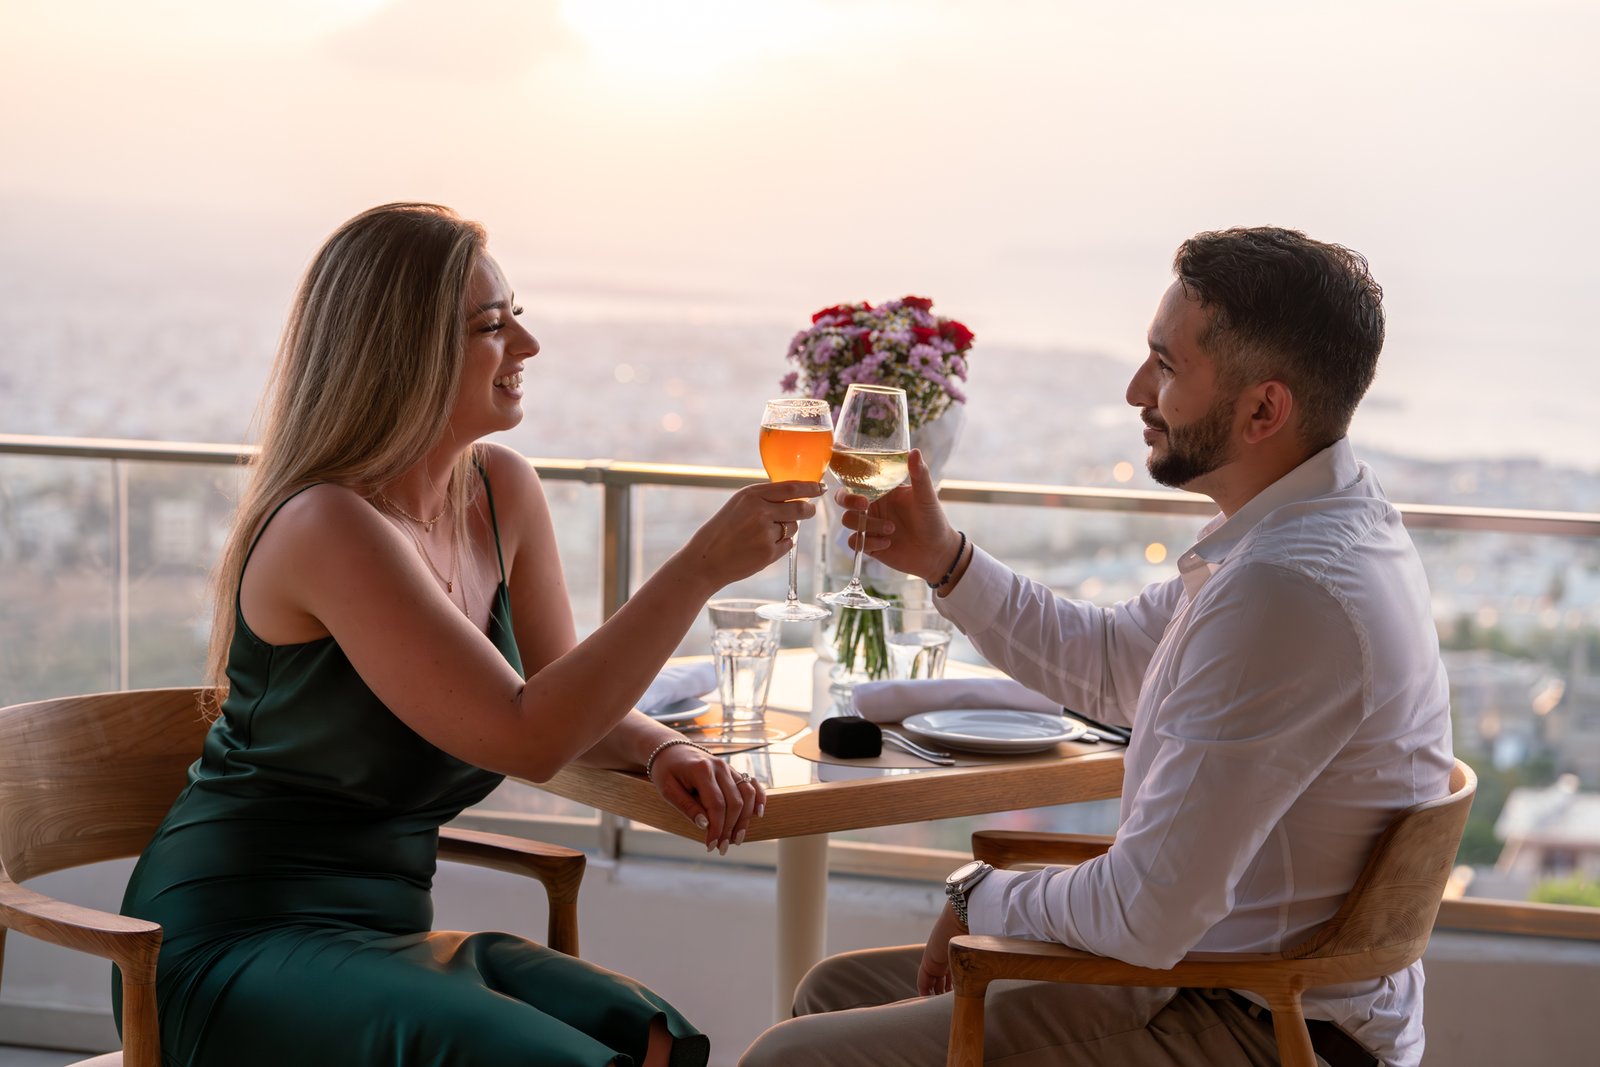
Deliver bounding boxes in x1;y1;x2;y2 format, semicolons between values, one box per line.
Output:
741;227;1453;1067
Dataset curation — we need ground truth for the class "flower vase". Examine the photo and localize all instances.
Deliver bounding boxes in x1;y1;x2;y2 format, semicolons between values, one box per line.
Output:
813;403;967;689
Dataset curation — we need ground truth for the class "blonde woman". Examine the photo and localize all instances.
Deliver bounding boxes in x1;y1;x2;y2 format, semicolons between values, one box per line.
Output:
117;203;820;1067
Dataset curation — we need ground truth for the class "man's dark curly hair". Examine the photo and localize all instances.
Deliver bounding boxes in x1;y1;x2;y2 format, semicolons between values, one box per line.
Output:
1174;227;1385;451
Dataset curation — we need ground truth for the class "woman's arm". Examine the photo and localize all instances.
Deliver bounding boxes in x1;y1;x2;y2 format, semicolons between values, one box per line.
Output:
245;447;819;789
485;444;765;849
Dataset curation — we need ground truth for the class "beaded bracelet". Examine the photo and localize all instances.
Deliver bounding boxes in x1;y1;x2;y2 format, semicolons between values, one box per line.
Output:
645;737;713;781
928;530;968;591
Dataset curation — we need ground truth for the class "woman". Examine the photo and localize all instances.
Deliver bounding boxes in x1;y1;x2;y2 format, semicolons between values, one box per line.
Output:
117;202;820;1066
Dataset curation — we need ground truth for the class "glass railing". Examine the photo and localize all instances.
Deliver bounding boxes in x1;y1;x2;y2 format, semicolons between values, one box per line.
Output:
4;432;1599;915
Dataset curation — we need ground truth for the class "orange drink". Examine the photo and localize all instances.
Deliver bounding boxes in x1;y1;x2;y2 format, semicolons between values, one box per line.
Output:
760;425;834;483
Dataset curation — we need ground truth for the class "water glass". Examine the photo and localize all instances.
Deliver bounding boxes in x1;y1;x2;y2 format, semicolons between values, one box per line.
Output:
706;599;780;725
884;604;953;681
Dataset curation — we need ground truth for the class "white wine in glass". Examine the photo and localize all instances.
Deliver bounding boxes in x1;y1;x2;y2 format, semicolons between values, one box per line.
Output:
820;384;910;611
756;398;834;623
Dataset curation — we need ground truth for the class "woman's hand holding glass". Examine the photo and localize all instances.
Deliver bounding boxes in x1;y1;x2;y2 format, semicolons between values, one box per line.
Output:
680;480;824;595
756;398;834;623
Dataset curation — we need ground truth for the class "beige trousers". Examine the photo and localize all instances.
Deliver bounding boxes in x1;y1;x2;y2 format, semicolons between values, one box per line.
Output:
739;945;1291;1067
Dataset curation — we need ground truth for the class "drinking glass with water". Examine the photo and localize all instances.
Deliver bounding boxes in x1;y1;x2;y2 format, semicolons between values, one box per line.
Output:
884;605;953;681
706;599;780;726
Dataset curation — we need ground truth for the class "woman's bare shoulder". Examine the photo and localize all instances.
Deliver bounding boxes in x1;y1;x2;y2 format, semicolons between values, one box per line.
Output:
478;442;543;490
264;482;386;542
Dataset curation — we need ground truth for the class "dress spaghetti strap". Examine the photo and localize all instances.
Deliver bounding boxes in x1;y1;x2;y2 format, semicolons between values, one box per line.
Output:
237;484;323;605
475;460;508;585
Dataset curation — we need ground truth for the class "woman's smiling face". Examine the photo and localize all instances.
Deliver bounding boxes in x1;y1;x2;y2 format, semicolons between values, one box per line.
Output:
449;254;539;442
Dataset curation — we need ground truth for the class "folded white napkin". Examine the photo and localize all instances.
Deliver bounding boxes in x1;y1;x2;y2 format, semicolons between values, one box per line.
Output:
850;677;1060;723
638;662;718;715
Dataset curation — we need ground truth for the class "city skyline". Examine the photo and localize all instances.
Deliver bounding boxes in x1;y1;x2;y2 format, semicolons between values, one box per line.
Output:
2;0;1597;475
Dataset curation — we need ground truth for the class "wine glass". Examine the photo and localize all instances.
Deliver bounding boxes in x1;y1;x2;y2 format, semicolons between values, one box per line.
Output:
755;398;834;623
820;384;910;611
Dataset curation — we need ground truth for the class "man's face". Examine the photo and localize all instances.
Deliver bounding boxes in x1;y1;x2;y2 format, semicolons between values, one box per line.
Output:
1125;281;1239;490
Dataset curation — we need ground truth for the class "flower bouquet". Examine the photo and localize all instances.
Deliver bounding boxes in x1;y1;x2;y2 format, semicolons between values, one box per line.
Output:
781;297;974;682
782;296;973;432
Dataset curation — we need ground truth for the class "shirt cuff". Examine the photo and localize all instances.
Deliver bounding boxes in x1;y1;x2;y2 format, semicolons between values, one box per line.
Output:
964;867;1024;935
937;545;1009;635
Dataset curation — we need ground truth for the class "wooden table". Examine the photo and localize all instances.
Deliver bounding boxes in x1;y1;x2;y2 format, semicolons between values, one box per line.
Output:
542;650;1125;1019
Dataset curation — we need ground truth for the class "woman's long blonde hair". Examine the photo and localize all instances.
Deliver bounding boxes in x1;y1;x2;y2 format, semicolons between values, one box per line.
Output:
203;203;487;714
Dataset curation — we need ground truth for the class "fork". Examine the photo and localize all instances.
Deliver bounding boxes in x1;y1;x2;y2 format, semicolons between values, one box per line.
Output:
839;703;955;764
879;729;956;765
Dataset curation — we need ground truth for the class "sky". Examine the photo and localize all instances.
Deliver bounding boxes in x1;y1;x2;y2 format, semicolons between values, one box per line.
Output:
2;0;1597;466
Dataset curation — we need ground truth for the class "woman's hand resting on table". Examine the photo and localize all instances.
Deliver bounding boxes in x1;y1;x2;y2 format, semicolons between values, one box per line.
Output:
649;742;766;855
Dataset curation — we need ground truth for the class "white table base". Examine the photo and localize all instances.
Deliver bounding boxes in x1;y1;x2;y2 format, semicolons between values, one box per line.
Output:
774;833;830;1020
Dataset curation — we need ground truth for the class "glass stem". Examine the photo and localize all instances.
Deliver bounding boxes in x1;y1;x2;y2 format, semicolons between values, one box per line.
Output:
847;509;868;589
786;542;800;604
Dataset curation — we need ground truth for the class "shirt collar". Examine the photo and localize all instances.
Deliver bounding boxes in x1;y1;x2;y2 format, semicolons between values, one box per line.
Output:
1175;438;1362;598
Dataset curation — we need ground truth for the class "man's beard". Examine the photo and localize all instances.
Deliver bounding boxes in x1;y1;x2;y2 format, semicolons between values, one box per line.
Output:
1145;394;1235;489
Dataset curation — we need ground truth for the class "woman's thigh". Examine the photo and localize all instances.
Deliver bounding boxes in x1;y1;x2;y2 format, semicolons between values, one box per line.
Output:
185;928;693;1067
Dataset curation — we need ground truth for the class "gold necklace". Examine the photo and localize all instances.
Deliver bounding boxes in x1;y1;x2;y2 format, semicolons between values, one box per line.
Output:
395;515;469;617
378;490;448;533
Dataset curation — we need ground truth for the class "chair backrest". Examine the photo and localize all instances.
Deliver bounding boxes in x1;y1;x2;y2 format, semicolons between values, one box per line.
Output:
1289;759;1476;962
0;688;216;883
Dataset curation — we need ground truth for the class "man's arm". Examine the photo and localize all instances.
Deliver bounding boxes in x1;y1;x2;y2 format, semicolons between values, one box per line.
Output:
966;562;1367;968
938;546;1185;728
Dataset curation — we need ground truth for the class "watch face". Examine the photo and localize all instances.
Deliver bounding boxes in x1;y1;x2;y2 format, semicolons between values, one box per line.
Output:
948;859;987;886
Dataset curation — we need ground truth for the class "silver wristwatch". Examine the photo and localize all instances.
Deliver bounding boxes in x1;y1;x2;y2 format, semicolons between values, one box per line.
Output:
944;859;994;929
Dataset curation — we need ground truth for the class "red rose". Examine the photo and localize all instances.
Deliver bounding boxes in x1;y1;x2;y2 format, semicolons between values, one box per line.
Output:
940;320;975;349
811;301;873;324
902;295;934;311
911;326;938;343
854;332;873;357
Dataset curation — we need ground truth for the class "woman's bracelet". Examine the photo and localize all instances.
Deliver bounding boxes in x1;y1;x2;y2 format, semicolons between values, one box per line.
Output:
645;737;713;781
928;530;968;590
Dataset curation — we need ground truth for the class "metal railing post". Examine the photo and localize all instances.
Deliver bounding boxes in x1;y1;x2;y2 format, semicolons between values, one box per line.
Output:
112;458;130;690
597;464;632;860
601;475;633;620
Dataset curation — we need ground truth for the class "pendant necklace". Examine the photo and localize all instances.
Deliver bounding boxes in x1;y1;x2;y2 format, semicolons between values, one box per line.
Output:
386;504;471;618
378;490;448;534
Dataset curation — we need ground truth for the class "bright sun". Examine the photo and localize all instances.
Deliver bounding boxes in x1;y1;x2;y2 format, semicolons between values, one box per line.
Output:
559;0;832;80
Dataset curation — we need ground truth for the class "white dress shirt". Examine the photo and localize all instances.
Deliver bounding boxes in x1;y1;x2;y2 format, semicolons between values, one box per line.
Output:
944;439;1453;1067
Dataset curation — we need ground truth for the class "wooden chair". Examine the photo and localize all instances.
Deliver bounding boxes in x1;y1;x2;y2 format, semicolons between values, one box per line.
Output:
0;687;587;1067
945;759;1476;1067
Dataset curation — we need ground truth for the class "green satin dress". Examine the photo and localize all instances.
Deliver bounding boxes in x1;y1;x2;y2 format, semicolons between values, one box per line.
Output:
118;478;708;1067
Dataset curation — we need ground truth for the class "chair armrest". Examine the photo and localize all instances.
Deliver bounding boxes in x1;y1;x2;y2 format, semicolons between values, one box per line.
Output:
947;934;1295;997
970;831;1113;868
437;827;586;956
945;937;1325;1067
0;874;162;982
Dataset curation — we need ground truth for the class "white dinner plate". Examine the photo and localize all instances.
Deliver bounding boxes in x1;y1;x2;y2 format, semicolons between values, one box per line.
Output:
900;709;1087;754
645;697;711;725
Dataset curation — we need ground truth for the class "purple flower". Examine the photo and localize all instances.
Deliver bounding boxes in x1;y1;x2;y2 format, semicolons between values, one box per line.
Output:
779;371;799;392
950;355;968;378
810;378;830;400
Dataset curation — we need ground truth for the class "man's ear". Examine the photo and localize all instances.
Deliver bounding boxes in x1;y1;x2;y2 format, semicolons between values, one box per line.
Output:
1239;380;1294;444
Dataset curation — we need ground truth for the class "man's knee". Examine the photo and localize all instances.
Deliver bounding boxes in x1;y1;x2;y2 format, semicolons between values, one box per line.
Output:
792;946;920;1017
740;1016;825;1067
